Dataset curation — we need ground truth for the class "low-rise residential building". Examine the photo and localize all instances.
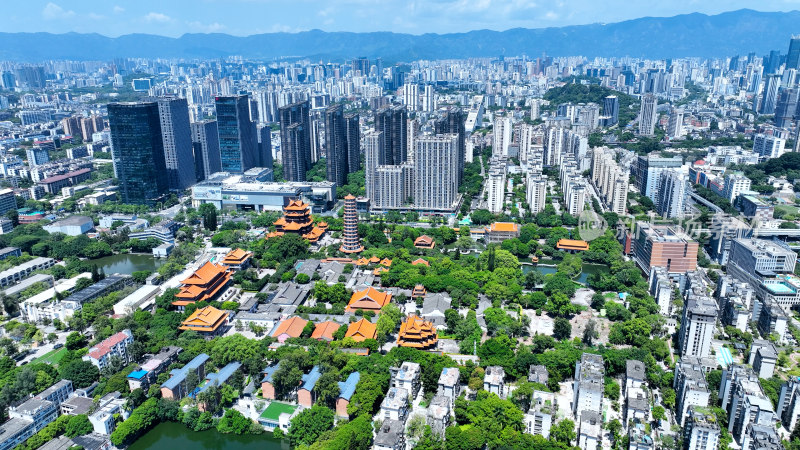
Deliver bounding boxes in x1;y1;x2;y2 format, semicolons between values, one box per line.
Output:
578;411;602;450
126;347;181;391
427;396;451;438
160;353;210;400
35;380;73;409
625;360;646;397
0;257;55;287
628;424;654;450
83;329;134;370
0;397;58;450
437;367;460;402
88;392;130;435
297;366;321;408
391;362;422;399
572;353;604;421
483;366;506;399
196;362;242;411
260;362;281;400
525;390;555;438
749;340;777;379
528;365;549;385
335;372;360;418
373;419;406;450
380;387;410;422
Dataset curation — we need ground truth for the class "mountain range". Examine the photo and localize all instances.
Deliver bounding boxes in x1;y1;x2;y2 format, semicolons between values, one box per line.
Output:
2;9;799;62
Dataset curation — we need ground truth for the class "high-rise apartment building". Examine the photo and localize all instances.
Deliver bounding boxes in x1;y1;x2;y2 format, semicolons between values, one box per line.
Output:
656;169;687;219
634;154;683;201
215;95;258;174
352;57;370;76
108;102;169;206
325;104;349;186
364;130;385;204
572;353;604;422
486;163;506;214
633;223;698;274
674;358;711;426
727;238;797;288
679;296;717;359
774;88;799;128
279;100;312;181
493;116;512;157
638;94;658;136
155;97;195;190
414;134;459;211
590;147;628;215
191;120;221;182
759;75;781;115
345;113;360;173
683;406;720;450
667;108;684;139
375;105;408;165
722;173;751;203
526;173;547;215
433;108;466;183
753;134;785;161
403;83;419;111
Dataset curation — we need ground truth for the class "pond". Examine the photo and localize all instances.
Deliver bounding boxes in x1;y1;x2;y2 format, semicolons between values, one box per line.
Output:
522;260;609;284
90;253;165;275
128;422;287;450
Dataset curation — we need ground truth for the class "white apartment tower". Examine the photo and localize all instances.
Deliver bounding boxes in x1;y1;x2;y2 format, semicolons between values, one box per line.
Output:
526;173;547;215
638;93;658;136
656;169;687;219
414;134;459;211
493;116;512;157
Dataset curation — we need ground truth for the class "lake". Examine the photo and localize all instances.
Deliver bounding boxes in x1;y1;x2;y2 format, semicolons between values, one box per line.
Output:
91;253;165;275
129;422;287;450
522;260;609;284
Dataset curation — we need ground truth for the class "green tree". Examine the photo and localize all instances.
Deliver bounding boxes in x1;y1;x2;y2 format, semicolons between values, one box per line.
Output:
65;332;87;350
65;414;93;437
550;419;576;445
216;408;256;434
198;203;218;231
59;360;99;388
288;405;335;447
553;317;572;340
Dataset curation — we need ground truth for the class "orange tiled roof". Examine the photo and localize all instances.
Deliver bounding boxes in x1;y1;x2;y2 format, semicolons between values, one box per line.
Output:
397;314;438;349
179;306;227;333
411;285;427;298
414;235;435;248
556;239;590;251
373;266;389;276
347;287;391;312
284;199;310;211
221;248;252;265
379;258;392;267
272;316;308;339
181;261;228;286
411;258;429;267
355;257;370;266
489;222;520;233
368;256;380;264
311;321;340;341
345;318;377;342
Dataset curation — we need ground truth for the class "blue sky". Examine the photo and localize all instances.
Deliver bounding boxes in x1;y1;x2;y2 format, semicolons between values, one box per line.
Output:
10;1;800;36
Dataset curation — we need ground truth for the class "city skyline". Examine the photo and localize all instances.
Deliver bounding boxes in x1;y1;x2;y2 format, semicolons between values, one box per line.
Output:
12;2;800;37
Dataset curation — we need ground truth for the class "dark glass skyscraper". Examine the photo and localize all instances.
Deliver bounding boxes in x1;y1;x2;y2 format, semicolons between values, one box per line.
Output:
108;102;169;206
788;36;800;70
375;105;408;165
279;100;312;182
256;124;273;170
215;95;258;173
155;97;195;190
345;113;360;173
434;107;466;183
325;104;347;186
603;95;619;125
191;120;221;182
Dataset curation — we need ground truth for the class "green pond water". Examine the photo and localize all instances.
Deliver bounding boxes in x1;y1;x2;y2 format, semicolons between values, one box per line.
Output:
128;422;287;450
91;253;165;275
521;260;609;284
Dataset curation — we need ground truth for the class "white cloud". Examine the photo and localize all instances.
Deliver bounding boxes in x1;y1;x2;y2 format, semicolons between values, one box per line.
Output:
42;2;75;20
144;12;172;23
187;21;226;32
88;13;106;20
113;6;125;14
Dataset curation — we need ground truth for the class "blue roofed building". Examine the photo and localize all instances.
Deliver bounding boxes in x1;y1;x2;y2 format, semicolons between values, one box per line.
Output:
336;372;360;417
298;366;321;407
260;362;281;400
159;353;210;400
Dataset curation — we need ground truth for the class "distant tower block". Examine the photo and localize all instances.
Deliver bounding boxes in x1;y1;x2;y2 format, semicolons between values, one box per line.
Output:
340;194;364;253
